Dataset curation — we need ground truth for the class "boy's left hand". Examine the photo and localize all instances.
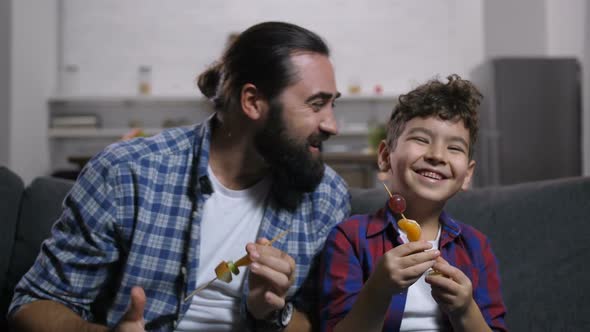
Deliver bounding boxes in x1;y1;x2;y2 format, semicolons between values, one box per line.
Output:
425;257;474;317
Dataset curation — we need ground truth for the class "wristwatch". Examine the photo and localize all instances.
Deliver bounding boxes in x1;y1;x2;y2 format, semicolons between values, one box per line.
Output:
278;301;294;327
251;301;294;331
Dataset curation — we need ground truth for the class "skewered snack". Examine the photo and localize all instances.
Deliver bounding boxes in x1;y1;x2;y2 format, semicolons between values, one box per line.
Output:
382;183;422;242
184;229;289;301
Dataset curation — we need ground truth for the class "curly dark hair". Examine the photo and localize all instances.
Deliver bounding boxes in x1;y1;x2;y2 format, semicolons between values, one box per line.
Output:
386;74;482;158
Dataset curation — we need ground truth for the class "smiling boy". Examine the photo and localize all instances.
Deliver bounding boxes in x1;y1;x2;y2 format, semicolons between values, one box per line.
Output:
319;75;507;331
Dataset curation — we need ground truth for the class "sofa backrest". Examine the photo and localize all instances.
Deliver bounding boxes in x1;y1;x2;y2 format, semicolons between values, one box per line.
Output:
1;175;74;326
0;167;24;298
350;176;590;331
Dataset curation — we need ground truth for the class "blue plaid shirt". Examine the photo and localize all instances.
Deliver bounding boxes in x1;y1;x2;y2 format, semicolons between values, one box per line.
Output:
9;116;351;331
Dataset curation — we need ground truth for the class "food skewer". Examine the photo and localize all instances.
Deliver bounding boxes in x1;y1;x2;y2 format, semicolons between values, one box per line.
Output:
382;182;446;277
382;182;422;242
184;229;290;301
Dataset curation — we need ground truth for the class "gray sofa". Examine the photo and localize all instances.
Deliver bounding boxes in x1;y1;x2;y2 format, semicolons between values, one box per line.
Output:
1;165;589;331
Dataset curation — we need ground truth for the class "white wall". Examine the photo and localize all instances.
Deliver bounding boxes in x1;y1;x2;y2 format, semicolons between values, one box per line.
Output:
546;0;586;57
59;0;485;97
484;0;547;57
10;0;58;183
0;0;10;167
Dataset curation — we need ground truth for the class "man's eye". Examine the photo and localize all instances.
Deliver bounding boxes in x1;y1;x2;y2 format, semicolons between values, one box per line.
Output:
310;102;325;110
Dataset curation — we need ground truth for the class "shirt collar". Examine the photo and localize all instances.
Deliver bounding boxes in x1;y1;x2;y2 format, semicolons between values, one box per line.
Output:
366;201;463;246
193;113;215;196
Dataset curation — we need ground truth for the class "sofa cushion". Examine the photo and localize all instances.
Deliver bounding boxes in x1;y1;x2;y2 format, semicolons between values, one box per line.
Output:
446;177;590;331
0;167;24;296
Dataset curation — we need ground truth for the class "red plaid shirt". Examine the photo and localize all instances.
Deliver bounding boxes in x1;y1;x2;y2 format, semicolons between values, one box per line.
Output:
319;205;507;331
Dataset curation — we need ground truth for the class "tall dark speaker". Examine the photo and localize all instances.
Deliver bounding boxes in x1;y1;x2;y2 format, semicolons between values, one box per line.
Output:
478;58;582;186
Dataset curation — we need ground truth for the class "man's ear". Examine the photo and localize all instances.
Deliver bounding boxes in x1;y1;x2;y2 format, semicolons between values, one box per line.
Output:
461;159;476;191
240;83;268;121
377;140;390;171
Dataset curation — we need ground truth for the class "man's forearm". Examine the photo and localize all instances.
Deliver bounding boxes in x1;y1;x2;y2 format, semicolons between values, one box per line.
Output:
285;308;312;332
10;300;108;332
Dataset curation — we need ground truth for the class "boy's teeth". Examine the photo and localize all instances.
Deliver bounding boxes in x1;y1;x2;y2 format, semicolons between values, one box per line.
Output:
420;171;442;180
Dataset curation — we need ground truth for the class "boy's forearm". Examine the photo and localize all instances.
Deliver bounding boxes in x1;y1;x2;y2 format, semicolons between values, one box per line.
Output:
448;298;492;332
333;277;392;332
10;300;108;332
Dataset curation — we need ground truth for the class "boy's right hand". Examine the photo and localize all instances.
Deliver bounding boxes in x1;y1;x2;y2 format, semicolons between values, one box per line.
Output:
371;241;440;295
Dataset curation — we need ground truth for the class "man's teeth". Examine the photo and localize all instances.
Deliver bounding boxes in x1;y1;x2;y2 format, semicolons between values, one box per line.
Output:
419;171;443;180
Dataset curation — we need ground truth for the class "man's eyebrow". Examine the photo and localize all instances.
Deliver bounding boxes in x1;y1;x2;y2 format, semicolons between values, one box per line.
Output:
305;91;341;103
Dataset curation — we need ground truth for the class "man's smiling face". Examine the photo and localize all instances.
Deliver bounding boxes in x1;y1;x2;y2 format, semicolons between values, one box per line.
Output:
254;52;339;193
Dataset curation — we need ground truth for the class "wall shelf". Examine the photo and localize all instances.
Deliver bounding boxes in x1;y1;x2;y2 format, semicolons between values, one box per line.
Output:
49;127;163;138
47;94;396;188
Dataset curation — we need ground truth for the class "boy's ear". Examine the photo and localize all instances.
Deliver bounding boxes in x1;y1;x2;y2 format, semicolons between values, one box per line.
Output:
240;83;268;121
461;159;476;191
377;140;390;171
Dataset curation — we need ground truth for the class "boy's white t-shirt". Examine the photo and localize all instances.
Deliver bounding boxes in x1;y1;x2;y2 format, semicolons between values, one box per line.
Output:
175;165;271;331
398;224;442;331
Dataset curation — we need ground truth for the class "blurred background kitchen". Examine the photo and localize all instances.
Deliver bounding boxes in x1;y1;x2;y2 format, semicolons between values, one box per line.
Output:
1;0;589;189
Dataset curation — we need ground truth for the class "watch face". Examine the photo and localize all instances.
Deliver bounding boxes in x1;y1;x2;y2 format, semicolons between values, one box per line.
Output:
280;302;294;327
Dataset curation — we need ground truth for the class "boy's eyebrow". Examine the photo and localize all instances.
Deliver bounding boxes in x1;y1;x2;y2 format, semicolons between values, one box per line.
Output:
448;136;469;149
305;91;341;103
406;127;469;148
406;127;433;136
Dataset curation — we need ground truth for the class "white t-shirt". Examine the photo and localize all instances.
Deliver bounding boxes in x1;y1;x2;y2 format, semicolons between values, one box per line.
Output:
399;224;442;331
175;166;271;331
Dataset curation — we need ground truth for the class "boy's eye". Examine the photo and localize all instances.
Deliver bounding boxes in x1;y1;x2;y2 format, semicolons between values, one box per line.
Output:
411;136;429;143
448;145;466;153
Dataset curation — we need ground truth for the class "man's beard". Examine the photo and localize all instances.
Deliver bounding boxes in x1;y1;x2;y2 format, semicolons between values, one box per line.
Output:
254;100;327;211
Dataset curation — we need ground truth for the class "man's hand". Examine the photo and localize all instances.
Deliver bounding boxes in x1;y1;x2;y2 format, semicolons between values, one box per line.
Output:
113;286;146;332
246;237;296;320
371;241;439;295
425;257;474;316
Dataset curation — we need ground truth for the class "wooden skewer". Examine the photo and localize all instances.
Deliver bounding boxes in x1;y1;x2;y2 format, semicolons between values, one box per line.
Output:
382;181;393;197
184;229;290;301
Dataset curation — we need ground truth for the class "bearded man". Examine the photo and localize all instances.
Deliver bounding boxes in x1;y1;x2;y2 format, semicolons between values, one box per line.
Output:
9;21;350;332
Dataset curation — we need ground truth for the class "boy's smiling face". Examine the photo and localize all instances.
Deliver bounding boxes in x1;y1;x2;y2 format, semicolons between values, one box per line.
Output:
378;115;476;206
